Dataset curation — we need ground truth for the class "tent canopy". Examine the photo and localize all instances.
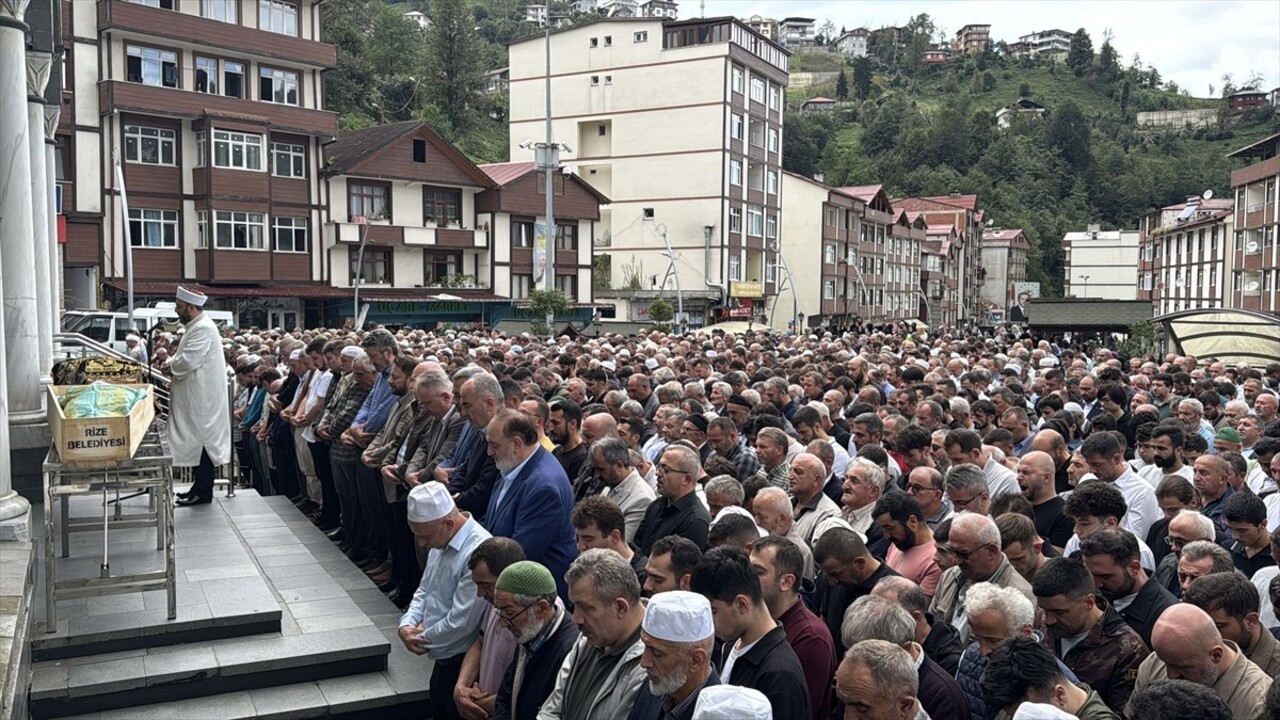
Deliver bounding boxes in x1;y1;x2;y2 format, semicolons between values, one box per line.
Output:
1155;309;1280;367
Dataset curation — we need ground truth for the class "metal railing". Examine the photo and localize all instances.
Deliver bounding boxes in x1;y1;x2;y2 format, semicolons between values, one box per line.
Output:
53;332;173;407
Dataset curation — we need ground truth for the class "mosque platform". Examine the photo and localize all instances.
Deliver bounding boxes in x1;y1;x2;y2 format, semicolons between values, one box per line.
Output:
25;489;432;719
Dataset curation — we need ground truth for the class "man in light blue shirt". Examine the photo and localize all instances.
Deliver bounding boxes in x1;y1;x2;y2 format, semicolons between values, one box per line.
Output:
399;482;492;720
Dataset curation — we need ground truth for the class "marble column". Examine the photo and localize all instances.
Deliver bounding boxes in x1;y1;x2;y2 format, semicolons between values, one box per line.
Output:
46;105;61;332
0;0;34;539
28;51;53;376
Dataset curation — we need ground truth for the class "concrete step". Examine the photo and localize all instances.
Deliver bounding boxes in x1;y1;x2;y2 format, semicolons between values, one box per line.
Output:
1;539;36;720
32;489;433;719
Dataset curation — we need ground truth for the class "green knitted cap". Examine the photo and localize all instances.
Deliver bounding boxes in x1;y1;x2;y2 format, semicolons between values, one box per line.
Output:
496;561;556;596
1215;427;1241;444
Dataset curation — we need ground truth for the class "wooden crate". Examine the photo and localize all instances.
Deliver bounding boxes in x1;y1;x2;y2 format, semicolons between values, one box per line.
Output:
47;384;155;467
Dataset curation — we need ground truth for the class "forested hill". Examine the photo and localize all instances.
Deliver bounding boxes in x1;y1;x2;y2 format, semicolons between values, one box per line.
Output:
782;21;1278;294
319;2;1279;294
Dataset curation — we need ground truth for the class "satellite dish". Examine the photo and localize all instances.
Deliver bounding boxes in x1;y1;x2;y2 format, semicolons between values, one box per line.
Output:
1175;276;1185;288
1202;189;1214;200
1247;241;1260;253
1244;281;1260;292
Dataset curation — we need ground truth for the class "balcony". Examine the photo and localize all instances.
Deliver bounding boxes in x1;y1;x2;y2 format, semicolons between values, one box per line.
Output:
99;0;337;69
100;80;338;138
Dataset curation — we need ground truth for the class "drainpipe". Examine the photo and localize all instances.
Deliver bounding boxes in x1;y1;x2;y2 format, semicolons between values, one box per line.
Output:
704;224;726;305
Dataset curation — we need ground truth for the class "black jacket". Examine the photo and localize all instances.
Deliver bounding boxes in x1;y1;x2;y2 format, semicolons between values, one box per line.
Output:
1118;577;1178;648
716;625;810;720
449;432;498;522
491;611;580;720
919;653;972;720
923;613;964;676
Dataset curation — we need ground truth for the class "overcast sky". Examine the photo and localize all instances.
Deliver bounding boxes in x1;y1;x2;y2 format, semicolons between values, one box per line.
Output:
680;1;1280;98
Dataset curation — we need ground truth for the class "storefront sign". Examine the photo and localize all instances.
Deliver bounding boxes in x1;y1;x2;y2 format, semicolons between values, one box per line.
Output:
730;281;763;298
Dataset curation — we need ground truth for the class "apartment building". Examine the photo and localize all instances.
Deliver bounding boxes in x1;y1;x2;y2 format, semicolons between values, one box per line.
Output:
1228;132;1280;313
508;17;789;328
980;228;1030;312
779;17;816;48
894;194;985;323
640;0;678;19
61;0;339;326
1013;29;1070;61
1065;227;1139;301
921;223;960;326
953;24;991;54
834;27;869;58
1135;199;1234;314
745;15;778;41
887;205;927;324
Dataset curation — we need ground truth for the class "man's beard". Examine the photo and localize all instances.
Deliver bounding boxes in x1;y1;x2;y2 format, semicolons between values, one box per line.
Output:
515;615;547;644
1099;574;1135;602
647;664;689;697
1153;453;1177;470
892;533;916;552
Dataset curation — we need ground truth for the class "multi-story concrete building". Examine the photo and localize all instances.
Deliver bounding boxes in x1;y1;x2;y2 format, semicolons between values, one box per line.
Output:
1065;227;1140;301
834;27;869;58
921;222;960;326
1135;199;1234;314
894;194;985;322
508;17;789;328
62;0;340;323
1228;132;1279;313
980;228;1030;312
744;15;778;41
779;17;816;48
953;24;991;54
1013;29;1070;61
640;0;678;19
887;205;926;324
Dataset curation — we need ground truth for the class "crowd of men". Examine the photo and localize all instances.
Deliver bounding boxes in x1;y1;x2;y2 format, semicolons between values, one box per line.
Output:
183;314;1280;720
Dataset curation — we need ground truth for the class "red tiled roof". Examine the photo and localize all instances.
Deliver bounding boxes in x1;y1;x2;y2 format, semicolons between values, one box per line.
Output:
479;161;537;186
982;228;1026;243
838;184;883;203
922;194;979;210
806;97;835;104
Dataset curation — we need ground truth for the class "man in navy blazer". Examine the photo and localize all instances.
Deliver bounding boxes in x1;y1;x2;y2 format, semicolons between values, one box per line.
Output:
484;410;578;599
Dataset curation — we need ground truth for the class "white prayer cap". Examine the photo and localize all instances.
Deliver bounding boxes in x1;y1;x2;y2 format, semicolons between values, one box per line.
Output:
813;516;865;544
601;360;616;372
641;591;713;643
706;350;717;359
510;345;523;354
1039;357;1059;368
125;334;140;343
176;285;207;307
710;505;767;537
407;482;454;523
692;685;772;720
1013;703;1076;720
645;358;659;370
245;354;262;365
1063;401;1084;417
289;349;304;361
341;346;363;359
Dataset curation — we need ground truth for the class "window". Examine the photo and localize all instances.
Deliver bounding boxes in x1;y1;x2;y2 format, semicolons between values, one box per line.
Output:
766;170;778;195
129;0;174;9
202;0;236;22
348;182;389;220
556;274;577;296
212;130;263;171
765;214;777;238
765;260;776;283
749;77;765;103
126;46;178;88
730;160;742;186
512;274;533;299
768;85;779;110
423;252;460;285
556;223;578;251
351;247;391;284
768;128;778;153
732;67;744;94
591;75;600;86
728;255;741;280
603;35;612;46
223;61;245;98
598;124;607;137
124;125;176;166
214;210;265;249
511;219;534;248
422;186;462;226
259;0;297;36
196;211;208;249
823;281;835;300
273;217;307;252
634;31;648;43
748;119;764;146
260;67;299;105
195;57;219;94
746;205;763;236
824;244;836;264
604;75;613;85
589;37;598;48
128;209;178;248
413;138;427;163
731;114;743;140
729;207;741;232
195;131;206;167
272;142;305;178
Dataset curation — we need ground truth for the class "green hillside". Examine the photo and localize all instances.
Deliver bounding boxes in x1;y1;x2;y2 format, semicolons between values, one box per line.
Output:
783;22;1279;294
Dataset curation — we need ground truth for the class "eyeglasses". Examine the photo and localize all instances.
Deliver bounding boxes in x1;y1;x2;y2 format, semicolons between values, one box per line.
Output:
1165;535;1194;548
497;604;533;624
908;483;940;494
657;464;689;476
949;542;995;561
950;494;984;510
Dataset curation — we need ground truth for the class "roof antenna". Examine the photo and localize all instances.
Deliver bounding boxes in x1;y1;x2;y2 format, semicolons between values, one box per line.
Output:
700;0;705;17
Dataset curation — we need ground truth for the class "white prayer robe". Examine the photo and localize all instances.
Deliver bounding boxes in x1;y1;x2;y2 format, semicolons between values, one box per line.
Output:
167;312;231;467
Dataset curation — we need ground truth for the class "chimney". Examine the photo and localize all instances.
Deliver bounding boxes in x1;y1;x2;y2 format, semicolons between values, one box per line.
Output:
949;191;961;197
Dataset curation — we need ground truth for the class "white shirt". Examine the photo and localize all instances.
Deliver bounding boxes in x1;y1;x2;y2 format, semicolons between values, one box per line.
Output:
299;369;333;443
1112;468;1161;539
1254;566;1279;630
984;455;1020;500
1064;532;1157;572
722;634;764;683
828;438;850;479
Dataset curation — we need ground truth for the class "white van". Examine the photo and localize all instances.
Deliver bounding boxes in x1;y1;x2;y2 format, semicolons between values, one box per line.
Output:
62;303;236;354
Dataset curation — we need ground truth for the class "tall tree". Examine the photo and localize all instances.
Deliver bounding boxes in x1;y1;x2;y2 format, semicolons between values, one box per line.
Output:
851;57;872;100
1065;28;1094;76
1097;40;1120;81
1046;101;1092;174
423;0;486;131
835;70;849;100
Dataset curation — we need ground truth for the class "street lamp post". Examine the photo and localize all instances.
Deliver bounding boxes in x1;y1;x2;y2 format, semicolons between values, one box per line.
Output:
1078;274;1090;298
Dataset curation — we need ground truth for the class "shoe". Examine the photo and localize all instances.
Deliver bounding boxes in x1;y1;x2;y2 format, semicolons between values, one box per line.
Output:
358;558;384;572
321;524;341;535
337;542;351;554
176;495;212;507
390;592;412;610
175;490;192;500
376;577;397;593
326;529;346;542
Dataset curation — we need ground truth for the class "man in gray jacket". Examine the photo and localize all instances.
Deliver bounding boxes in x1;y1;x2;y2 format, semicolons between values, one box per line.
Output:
538;549;647;720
